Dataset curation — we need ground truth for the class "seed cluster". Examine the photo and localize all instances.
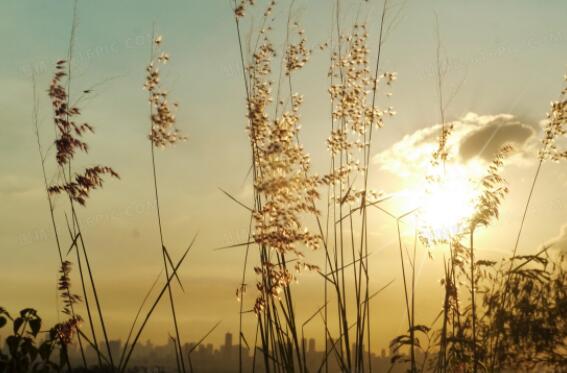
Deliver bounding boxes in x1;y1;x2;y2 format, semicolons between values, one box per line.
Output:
329;27;395;138
234;0;257;18
327;25;396;204
54;261;83;345
539;74;567;161
472;145;512;228
52;317;82;345
47;60;119;206
244;22;321;314
48;166;119;206
144;36;186;148
48;60;93;166
432;123;455;167
285;26;310;75
58;261;82;316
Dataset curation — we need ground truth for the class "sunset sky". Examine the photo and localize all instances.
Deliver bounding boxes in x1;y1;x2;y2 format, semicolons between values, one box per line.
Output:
1;0;567;352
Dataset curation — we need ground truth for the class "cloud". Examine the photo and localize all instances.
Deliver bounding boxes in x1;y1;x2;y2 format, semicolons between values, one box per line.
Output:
545;224;567;254
374;113;538;178
459;116;535;161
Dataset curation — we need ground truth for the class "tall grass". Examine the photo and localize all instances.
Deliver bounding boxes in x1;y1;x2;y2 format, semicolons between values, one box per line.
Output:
144;31;188;373
30;3;194;372
5;1;566;373
229;2;566;373
231;1;401;372
38;2;119;367
32;71;88;368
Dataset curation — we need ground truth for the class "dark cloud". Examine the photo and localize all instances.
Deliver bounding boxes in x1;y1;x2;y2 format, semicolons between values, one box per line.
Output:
374;113;537;177
459;117;534;161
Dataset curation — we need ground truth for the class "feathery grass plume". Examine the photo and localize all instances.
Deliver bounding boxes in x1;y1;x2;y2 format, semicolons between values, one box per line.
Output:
58;260;82;316
251;92;321;258
46;56;118;370
246;12;320;318
285;26;310;76
32;70;88;366
325;25;396;215
234;0;256;18
47;60;119;205
469;145;511;373
322;16;397;371
52;317;82;347
48;166;119;206
48;60;91;165
54;262;83;369
470;145;512;229
143;33;187;373
441;145;511;372
232;2;324;371
145;36;186;147
432;122;454;167
539;74;567;162
511;72;567;257
327;26;396;166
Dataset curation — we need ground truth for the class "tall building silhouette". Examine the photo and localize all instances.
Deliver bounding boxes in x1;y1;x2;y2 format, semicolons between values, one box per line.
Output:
223;332;233;359
308;338;316;353
225;332;233;349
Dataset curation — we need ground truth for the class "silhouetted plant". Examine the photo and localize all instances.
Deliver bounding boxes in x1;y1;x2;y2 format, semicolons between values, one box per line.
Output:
0;308;65;372
481;253;567;371
143;32;187;373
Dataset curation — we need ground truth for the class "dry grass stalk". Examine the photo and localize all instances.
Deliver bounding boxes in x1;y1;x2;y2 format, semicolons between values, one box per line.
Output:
143;33;187;373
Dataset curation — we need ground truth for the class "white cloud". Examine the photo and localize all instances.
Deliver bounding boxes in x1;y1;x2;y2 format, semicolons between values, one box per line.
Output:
545;224;567;254
374;112;538;178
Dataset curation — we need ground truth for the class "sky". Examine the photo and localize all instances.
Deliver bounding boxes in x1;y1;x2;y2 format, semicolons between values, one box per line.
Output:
1;0;567;352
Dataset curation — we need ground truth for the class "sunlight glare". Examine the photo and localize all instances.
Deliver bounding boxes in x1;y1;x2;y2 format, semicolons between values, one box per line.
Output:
416;166;481;244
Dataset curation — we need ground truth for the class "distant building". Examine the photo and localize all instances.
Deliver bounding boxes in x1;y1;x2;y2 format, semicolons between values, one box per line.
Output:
223;332;234;358
225;333;233;350
108;339;121;360
308;338;316;353
26;331;403;373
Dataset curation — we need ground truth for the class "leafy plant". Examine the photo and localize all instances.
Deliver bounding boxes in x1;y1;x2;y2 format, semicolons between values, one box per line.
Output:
0;308;62;373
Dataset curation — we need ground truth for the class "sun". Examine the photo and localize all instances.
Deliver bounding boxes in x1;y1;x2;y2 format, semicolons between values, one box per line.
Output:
415;165;481;245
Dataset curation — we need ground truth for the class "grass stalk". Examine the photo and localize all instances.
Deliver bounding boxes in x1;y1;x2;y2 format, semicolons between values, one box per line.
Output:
470;229;477;373
32;73;87;368
120;240;194;372
146;29;186;373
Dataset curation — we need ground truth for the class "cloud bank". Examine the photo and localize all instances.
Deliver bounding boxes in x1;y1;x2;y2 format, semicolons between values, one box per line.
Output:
374;113;538;178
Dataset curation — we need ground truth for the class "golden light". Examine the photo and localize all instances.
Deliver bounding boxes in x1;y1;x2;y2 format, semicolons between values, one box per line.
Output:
413;165;482;245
